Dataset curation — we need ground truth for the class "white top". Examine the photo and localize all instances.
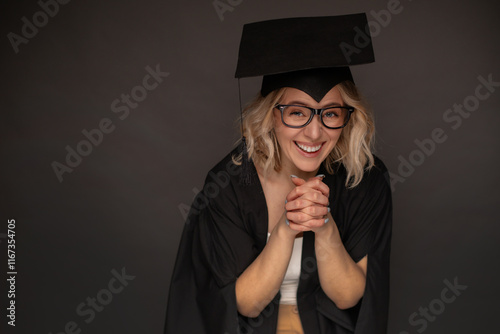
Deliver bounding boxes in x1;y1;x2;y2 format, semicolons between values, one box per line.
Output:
267;233;304;305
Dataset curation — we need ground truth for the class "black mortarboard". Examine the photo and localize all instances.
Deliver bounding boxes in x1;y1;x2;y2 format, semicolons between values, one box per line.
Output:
235;14;375;102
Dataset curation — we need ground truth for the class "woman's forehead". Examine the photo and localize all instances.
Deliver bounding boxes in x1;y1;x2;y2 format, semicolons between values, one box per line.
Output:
280;86;344;106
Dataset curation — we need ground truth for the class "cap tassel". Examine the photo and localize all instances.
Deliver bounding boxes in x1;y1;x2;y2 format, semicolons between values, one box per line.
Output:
240;137;254;185
238;79;254;185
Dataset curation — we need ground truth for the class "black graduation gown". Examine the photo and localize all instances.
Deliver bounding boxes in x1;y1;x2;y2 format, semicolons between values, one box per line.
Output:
164;146;392;334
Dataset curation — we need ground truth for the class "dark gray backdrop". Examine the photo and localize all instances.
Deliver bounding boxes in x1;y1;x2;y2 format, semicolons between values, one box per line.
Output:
1;0;499;333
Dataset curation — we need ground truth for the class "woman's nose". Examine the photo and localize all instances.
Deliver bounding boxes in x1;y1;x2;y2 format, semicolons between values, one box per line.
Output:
303;115;322;139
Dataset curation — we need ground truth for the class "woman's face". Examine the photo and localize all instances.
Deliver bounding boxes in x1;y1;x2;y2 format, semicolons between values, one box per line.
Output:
273;86;344;173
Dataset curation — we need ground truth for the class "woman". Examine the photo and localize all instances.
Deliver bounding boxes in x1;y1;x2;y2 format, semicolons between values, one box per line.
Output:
165;14;392;334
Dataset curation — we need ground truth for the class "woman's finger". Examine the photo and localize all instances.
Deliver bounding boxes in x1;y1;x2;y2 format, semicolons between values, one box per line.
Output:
287;186;323;202
292;175;330;197
287;191;329;208
288;179;329;202
286;208;328;223
285;200;329;216
290;175;306;186
305;177;330;197
286;221;312;232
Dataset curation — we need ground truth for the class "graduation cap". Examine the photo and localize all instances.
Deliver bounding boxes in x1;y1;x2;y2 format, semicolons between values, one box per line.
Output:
235;13;375;102
234;14;375;183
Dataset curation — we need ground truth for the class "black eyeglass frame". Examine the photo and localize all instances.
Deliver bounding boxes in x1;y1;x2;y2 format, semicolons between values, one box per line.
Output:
275;104;355;129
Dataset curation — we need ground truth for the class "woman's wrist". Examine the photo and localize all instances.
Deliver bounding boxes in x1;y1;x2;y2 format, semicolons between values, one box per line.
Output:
313;213;341;241
274;213;301;241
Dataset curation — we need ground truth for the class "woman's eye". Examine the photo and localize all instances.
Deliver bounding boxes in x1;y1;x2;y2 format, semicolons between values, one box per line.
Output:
324;111;338;118
289;109;305;116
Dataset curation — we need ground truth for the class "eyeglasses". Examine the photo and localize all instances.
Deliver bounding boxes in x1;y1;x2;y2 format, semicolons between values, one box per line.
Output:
275;104;355;129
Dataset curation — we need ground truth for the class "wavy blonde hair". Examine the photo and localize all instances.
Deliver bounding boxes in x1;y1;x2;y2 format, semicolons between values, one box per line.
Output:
233;81;375;188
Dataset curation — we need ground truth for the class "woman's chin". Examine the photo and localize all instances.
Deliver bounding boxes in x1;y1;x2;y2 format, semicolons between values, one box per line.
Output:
291;161;323;174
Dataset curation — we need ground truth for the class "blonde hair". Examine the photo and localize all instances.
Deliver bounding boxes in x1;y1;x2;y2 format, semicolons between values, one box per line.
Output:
233;81;375;188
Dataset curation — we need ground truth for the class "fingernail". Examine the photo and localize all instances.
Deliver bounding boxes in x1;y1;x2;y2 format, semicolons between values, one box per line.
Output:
327;207;331;213
324;218;329;224
286;218;290;226
315;174;325;179
291;175;298;178
285;199;288;204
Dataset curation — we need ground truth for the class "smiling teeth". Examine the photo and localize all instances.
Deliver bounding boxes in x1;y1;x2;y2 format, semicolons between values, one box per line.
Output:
297;143;322;153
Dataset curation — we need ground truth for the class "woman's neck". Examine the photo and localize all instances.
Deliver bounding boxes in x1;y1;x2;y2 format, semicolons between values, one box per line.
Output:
256;159;322;185
279;160;320;181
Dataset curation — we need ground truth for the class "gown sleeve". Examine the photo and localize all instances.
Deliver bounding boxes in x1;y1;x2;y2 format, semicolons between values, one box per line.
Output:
312;157;392;334
164;155;264;334
349;157;392;333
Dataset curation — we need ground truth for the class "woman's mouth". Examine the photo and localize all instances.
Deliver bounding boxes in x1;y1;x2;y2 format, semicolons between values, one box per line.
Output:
295;142;323;153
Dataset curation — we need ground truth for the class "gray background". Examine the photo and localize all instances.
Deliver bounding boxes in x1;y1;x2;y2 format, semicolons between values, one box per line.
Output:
1;0;499;333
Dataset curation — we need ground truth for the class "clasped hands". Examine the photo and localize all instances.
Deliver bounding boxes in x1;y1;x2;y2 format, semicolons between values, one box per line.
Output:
284;174;331;233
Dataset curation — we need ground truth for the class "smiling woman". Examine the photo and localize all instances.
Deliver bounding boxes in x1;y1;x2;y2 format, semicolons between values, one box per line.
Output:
165;14;392;334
